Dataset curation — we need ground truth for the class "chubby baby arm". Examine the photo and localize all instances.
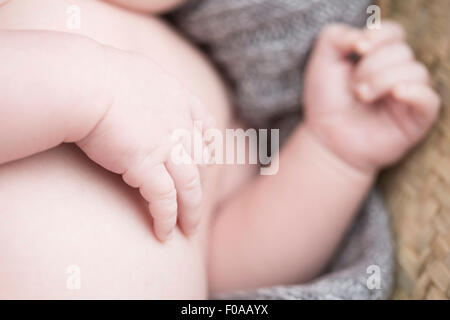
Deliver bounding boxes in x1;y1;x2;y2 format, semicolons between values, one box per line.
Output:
0;30;210;241
208;22;440;294
209;126;375;294
0;30;109;163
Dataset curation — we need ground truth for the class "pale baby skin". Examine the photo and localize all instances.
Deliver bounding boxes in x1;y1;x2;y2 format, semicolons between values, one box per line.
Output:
0;0;440;298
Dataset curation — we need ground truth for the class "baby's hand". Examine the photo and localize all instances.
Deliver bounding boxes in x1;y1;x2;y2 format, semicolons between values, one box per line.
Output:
77;50;211;241
304;22;440;174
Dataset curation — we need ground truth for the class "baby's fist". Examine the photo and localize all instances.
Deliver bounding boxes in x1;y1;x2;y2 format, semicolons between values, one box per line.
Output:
304;22;440;173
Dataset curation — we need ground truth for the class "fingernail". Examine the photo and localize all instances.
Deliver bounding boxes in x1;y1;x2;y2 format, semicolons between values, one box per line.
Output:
356;82;372;101
183;221;200;237
189;224;200;236
166;231;174;241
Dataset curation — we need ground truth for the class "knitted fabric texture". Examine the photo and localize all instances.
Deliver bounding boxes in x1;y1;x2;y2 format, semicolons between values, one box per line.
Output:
169;0;394;299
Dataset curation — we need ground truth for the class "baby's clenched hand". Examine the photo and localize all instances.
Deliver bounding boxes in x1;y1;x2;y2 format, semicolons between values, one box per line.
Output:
304;22;440;174
77;50;212;242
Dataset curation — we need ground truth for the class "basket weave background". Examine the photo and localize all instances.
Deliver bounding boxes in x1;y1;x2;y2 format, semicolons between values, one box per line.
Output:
378;0;450;300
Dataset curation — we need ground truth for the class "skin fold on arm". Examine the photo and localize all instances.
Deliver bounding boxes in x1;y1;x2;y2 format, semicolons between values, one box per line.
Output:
103;0;187;13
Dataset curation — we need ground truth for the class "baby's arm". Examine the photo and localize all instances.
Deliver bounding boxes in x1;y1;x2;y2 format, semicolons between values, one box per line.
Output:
209;22;440;294
0;30;109;164
209;125;373;294
0;30;209;241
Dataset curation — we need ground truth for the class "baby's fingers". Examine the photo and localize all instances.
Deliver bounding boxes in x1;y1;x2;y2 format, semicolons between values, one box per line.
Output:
355;42;414;81
124;159;178;242
167;146;203;236
392;83;441;129
355;62;429;103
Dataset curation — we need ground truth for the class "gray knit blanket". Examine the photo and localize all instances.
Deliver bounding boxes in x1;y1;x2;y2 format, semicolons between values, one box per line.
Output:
169;0;394;300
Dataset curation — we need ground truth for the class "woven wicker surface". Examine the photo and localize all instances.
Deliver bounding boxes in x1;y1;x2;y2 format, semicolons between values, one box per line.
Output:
378;0;450;300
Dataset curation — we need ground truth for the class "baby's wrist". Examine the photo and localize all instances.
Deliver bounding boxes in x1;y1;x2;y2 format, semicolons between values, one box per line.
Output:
300;125;377;182
77;44;132;142
55;36;119;143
